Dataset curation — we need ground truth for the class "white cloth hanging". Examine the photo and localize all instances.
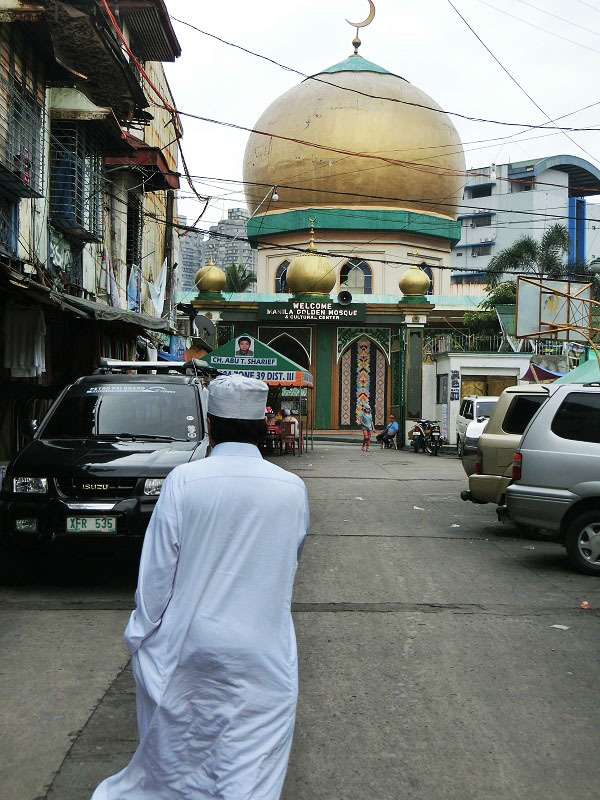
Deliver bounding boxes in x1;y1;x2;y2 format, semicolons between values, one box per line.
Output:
91;442;309;800
2;301;46;377
148;259;167;316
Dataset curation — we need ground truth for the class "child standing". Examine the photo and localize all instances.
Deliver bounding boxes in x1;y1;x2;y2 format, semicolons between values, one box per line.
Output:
360;404;374;452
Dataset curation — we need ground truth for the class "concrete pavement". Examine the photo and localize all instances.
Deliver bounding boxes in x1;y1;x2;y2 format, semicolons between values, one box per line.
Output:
1;444;599;799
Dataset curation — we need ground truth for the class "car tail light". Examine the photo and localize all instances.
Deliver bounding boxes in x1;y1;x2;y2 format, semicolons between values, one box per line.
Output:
475;449;483;475
512;452;522;481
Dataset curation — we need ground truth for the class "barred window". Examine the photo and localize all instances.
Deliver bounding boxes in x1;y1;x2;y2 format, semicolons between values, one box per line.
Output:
49;120;104;241
0;24;45;198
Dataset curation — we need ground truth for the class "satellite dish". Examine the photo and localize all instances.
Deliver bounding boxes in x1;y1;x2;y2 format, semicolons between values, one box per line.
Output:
194;314;216;338
337;290;353;306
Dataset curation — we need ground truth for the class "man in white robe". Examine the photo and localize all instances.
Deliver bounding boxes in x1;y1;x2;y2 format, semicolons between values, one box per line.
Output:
91;375;309;800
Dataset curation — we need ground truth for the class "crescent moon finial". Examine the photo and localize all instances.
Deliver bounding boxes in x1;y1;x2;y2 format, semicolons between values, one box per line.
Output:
346;1;375;55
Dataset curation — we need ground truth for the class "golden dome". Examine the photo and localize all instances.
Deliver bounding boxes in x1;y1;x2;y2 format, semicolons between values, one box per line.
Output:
399;265;431;296
195;257;226;292
243;55;465;220
286;221;336;295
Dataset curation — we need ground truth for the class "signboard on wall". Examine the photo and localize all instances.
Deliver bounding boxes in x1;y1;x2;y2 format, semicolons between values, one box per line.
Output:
258;301;366;322
450;369;461;401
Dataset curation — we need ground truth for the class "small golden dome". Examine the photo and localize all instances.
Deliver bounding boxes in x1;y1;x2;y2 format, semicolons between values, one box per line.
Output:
195;256;226;292
399;265;430;296
286;220;336;295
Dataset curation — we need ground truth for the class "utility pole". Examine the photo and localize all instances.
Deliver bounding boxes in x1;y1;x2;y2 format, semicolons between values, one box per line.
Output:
163;188;175;321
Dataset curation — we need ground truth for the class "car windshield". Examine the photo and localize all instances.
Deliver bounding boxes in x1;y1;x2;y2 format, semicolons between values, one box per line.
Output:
41;384;200;441
476;401;497;419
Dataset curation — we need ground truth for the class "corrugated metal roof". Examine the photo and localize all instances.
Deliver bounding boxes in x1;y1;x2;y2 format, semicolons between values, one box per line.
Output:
126;5;181;62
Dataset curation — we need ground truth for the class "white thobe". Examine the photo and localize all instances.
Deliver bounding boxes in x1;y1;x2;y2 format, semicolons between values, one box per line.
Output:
91;442;309;800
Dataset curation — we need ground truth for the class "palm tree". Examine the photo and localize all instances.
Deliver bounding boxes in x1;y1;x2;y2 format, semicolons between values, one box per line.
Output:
485;224;575;288
224;263;257;293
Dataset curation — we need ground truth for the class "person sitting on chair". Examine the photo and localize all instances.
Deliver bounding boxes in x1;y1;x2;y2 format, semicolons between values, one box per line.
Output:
376;414;399;448
281;408;299;453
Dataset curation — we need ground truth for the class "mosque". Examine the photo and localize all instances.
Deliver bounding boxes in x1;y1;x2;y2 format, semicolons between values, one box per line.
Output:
192;6;523;440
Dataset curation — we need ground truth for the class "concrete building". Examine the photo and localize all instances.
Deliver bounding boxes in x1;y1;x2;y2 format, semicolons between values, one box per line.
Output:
178;215;205;292
451;156;600;294
0;0;183;463
178;208;258;294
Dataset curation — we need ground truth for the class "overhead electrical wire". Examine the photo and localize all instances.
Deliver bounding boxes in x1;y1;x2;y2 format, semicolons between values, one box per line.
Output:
446;0;600;167
513;0;600;36
170;14;600;133
474;0;600;55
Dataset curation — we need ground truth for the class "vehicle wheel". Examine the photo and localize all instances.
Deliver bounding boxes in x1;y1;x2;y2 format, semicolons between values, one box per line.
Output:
565;511;600;576
431;439;440;456
412;439;419;453
457;437;464;458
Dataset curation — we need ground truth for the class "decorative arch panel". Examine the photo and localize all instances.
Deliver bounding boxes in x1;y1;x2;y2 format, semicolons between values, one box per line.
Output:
338;337;388;429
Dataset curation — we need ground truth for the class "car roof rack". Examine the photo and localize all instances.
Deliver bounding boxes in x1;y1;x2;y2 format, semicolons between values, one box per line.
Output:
95;358;220;378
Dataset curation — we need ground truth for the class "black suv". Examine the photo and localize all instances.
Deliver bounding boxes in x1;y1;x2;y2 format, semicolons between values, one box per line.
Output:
0;360;211;579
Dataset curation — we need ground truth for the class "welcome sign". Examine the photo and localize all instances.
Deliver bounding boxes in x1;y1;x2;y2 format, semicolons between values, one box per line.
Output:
258;301;366;322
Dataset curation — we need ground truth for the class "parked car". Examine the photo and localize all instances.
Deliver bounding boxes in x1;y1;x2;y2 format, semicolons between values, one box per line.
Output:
505;383;600;575
0;360;212;581
456;396;498;457
461;384;550;504
460;418;489;476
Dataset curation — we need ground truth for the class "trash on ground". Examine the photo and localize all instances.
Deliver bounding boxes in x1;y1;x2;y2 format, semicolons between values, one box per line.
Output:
580;600;592;610
451;524;460;528
355;497;364;500
413;506;424;511
550;624;570;630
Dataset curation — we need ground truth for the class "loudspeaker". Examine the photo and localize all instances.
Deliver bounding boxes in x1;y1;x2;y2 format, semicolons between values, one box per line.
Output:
337;290;353;306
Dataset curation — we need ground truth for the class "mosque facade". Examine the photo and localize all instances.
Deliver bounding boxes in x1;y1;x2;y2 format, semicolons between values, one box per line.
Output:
192;25;519;439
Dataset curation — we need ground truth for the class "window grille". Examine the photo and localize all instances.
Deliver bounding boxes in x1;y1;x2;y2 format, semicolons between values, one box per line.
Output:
49;120;104;241
0;25;45;198
126;192;143;266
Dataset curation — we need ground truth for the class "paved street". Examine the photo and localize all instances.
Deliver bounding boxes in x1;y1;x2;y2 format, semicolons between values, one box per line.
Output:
1;444;599;800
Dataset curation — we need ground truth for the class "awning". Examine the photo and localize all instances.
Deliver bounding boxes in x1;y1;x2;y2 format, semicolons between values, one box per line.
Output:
48;88;132;156
554;353;600;384
522;363;565;382
105;132;179;190
206;335;314;387
51;292;173;332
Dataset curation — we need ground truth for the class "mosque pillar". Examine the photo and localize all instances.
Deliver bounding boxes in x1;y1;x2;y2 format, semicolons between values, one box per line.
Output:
397;266;435;446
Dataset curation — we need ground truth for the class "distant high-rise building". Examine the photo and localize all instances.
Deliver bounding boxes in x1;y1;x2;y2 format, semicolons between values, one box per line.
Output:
177;215;205;293
178;208;257;293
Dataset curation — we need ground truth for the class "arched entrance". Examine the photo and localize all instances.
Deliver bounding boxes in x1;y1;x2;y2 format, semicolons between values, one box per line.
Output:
338;337;388;430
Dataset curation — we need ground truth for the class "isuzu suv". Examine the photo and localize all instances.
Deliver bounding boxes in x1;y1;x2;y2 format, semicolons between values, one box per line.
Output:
0;360;212;581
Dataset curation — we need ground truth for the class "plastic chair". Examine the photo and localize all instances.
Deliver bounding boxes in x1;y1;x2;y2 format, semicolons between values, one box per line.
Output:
279;420;297;455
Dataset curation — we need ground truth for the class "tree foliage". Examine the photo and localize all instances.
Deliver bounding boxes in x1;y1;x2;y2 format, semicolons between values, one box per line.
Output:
479;281;517;309
485;223;573;288
224;263;256;293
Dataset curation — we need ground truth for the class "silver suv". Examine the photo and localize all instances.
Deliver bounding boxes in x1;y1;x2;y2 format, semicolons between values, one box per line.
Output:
506;383;600;576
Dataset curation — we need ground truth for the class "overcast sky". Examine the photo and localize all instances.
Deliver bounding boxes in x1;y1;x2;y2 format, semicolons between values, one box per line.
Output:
162;0;600;228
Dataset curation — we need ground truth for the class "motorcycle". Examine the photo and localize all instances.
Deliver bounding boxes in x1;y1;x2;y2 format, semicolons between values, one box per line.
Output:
411;419;442;456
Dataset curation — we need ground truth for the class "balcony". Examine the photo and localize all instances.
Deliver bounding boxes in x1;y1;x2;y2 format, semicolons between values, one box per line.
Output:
425;331;504;356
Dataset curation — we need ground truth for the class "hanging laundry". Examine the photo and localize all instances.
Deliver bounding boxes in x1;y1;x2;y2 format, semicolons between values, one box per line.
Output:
2;301;46;378
102;248;121;308
148;259;167;316
127;264;141;312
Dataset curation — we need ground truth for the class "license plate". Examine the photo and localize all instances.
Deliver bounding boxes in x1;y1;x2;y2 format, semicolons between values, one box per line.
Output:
66;516;117;533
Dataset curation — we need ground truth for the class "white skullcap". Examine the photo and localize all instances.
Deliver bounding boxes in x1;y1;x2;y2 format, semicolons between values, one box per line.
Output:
208;374;268;419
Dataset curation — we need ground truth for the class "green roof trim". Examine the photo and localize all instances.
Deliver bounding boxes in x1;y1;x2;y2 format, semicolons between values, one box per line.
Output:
314;54;398;77
247;208;461;245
